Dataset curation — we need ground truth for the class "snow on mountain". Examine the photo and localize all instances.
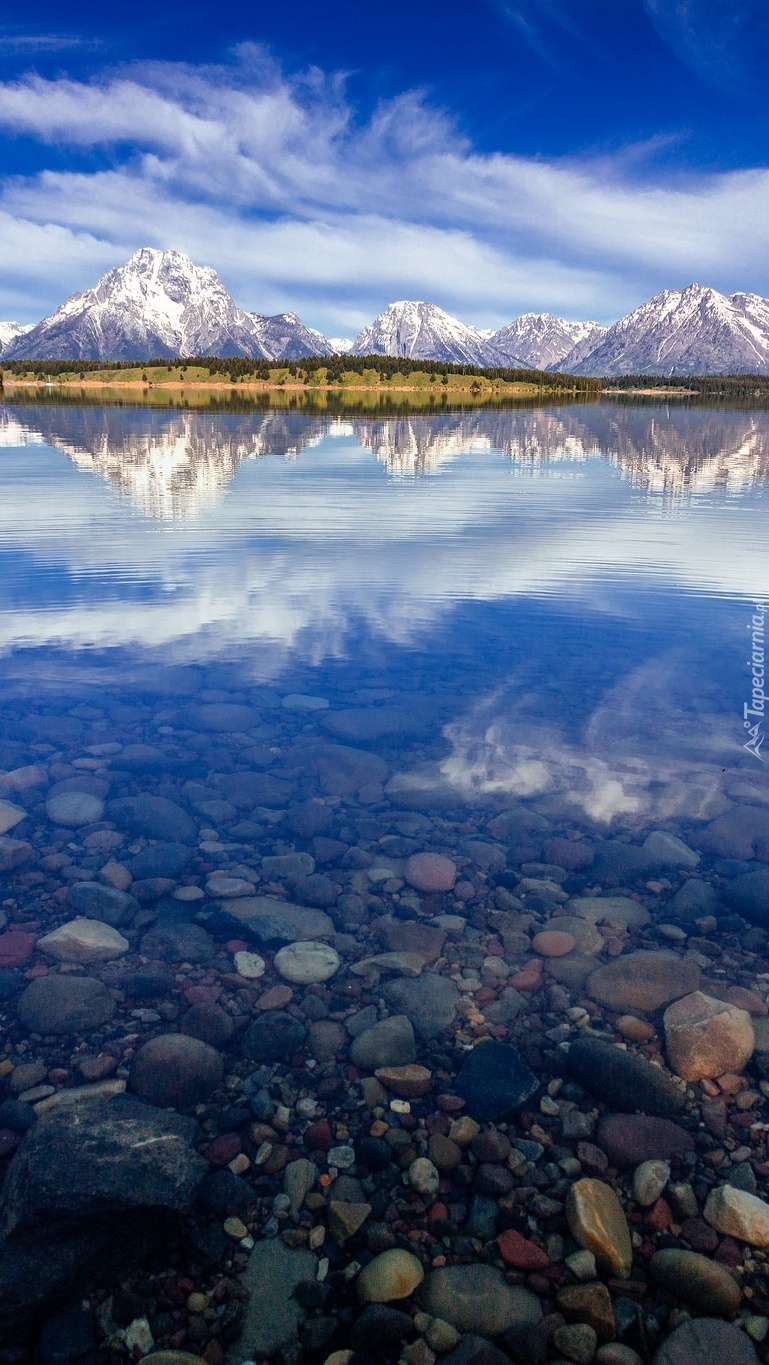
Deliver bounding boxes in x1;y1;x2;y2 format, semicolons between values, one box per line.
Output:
567;284;769;377
249;312;333;361
490;314;605;369
0;323;32;357
5;250;332;363
350;301;509;367
328;337;353;353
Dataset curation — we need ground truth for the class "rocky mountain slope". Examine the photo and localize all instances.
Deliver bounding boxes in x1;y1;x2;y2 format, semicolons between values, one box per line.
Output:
350;300;516;367
5;252;769;374
489;314;605;369
4;250;332;362
565;284;769;376
0;323;32;357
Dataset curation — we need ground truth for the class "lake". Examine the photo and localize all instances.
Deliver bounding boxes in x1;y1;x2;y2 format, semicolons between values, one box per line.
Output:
0;397;768;1358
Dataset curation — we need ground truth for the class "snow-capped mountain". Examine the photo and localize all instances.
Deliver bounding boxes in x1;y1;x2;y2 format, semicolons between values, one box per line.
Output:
567;284;769;376
0;322;32;357
489;314;605;369
4;250;332;362
350;301;514;367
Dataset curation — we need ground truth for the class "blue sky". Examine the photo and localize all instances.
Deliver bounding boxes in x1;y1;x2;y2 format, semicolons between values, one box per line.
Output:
0;0;768;335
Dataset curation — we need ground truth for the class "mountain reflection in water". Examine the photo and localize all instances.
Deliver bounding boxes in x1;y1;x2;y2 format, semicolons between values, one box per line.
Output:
0;400;767;830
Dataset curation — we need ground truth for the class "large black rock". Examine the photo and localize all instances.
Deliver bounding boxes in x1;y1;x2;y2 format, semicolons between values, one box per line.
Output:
454;1041;539;1121
568;1036;685;1118
0;1095;206;1336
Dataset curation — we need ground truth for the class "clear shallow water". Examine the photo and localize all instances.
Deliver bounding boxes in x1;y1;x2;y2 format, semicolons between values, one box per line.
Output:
0;400;767;827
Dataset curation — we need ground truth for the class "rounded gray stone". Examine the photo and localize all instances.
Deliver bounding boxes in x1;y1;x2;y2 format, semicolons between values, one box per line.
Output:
131;1033;224;1109
350;1016;417;1070
420;1264;542;1337
17;975;115;1035
652;1318;757;1365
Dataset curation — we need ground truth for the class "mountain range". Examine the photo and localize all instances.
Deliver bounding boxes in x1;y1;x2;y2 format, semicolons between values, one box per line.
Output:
2;248;769;376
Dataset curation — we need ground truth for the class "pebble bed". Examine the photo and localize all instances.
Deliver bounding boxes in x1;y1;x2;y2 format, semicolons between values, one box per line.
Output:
0;677;768;1365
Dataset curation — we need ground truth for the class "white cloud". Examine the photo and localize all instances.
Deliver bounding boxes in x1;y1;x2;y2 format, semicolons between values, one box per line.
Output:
0;49;768;330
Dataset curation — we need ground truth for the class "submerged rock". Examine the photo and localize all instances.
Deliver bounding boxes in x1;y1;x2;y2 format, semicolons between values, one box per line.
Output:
568;1036;685;1117
663;991;754;1081
586;951;701;1012
454;1040;539;1120
420;1264;541;1336
17;975;115;1035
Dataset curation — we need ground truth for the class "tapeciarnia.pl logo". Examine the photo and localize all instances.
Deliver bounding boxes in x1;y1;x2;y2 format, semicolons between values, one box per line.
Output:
744;599;767;762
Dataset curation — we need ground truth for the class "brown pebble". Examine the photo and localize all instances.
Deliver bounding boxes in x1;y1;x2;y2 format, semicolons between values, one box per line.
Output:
532;930;576;958
617;1015;656;1042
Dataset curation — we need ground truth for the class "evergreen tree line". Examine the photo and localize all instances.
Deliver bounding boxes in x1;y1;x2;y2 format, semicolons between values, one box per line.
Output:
0;353;600;393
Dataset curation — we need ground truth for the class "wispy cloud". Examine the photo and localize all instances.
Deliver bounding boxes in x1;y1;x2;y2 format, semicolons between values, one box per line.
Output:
0;46;768;331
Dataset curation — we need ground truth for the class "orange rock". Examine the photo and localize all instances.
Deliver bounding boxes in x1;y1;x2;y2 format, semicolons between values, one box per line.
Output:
375;1064;432;1098
531;930;576;958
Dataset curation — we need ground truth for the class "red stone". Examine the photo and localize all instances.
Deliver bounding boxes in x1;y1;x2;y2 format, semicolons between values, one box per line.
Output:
0;931;35;967
204;1133;242;1167
225;939;249;953
644;1198;673;1231
304;1119;333;1151
510;966;543;992
184;985;221;1005
543;838;594;870
497;1228;549;1270
256;984;293;1010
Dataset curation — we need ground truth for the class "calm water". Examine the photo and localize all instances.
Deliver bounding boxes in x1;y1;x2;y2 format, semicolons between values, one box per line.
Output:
1;401;768;827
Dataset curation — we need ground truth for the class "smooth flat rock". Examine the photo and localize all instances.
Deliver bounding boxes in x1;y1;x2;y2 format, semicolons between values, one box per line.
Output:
569;897;651;929
649;1248;741;1316
698;807;769;861
323;706;431;744
0;801;26;835
704;1185;769;1246
404;852;457;893
17;975;115;1035
68;882;139;927
652;1318;758;1365
568;1037;684;1117
107;795;197;844
131;1034;224;1109
127;843;193;880
37;919;129;964
46;791;105;827
565;1178;632;1278
373;916;446;962
140;921;216;964
382;973;459;1039
596;1114;695;1168
0;837;33;873
350;1016;417;1070
663;991;754;1081
310;743;390;797
669;878;722;922
357;1249;425;1303
221;897;334;944
420;1264;541;1336
190;702;263;733
587;952;701;1013
642;831;700;869
273;940;340;984
231;1237;318;1359
454;1041;539;1121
